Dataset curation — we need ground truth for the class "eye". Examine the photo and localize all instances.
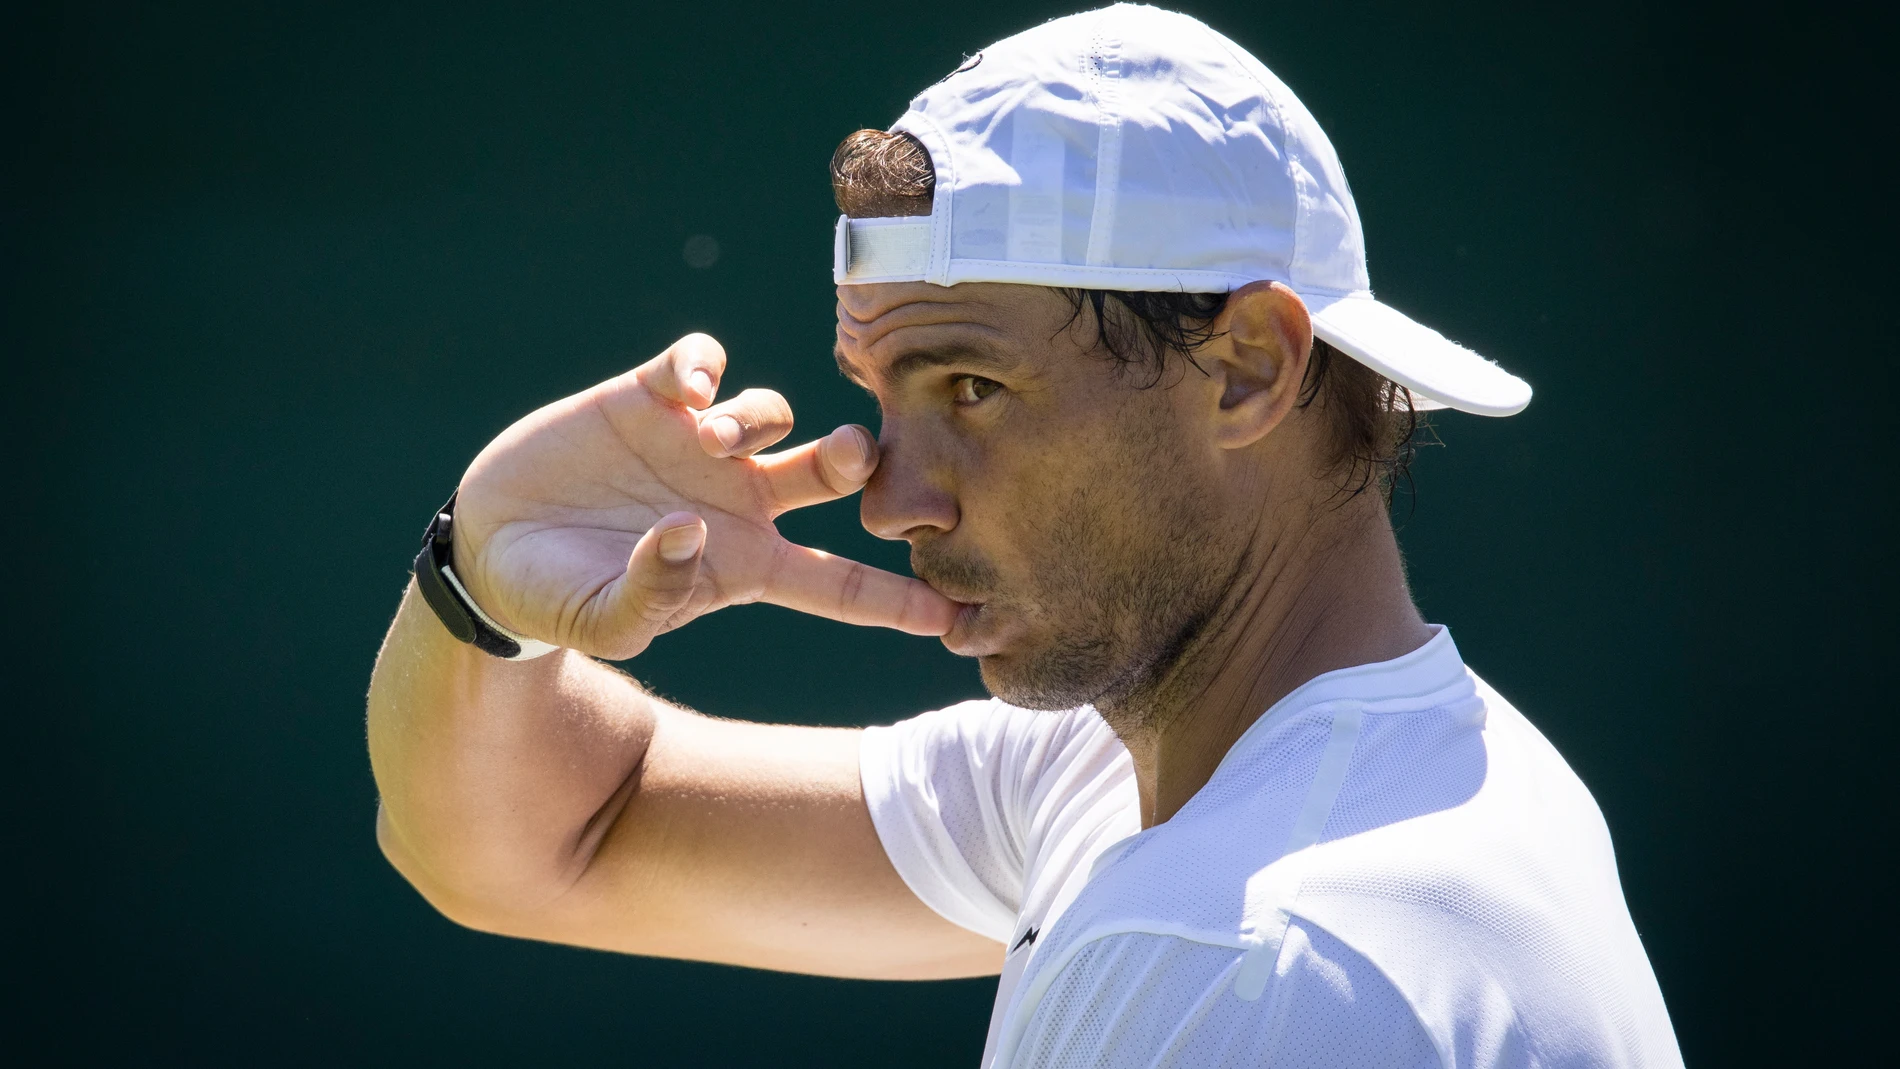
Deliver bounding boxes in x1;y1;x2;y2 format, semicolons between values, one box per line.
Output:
952;375;1002;406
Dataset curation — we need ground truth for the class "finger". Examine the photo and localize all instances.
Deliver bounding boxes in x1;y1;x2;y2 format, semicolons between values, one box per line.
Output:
634;333;727;409
591;512;707;658
764;543;959;636
753;424;877;512
696;387;795;459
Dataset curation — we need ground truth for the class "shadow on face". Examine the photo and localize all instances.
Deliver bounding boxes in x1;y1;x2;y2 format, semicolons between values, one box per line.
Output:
835;281;1251;713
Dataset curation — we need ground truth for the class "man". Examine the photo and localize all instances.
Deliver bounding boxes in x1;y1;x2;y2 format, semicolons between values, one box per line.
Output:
368;5;1682;1066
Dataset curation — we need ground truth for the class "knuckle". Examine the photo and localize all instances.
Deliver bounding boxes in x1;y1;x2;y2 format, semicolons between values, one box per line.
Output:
901;584;931;629
735;388;792;422
632;575;694;619
632;353;670;385
836;561;869;612
632;596;680;626
677;332;727;368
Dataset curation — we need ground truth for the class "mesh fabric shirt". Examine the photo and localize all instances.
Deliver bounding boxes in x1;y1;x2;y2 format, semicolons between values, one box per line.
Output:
860;628;1682;1068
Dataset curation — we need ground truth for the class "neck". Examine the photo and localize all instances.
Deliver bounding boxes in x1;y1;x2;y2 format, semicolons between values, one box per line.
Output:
1101;494;1433;827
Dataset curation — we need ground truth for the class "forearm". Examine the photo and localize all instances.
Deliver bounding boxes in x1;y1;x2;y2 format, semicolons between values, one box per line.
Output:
366;583;1000;975
367;581;656;919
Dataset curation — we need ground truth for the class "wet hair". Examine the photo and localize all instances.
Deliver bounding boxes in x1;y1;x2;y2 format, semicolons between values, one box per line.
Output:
831;129;1426;501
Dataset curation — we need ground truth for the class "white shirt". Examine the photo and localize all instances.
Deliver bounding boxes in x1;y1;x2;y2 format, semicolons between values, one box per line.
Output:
860;628;1682;1068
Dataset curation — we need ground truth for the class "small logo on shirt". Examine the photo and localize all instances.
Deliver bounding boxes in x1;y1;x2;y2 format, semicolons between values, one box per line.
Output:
935;52;983;86
1010;926;1039;954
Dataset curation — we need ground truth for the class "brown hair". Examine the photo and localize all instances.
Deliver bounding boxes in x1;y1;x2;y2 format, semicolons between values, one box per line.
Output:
830;129;1425;500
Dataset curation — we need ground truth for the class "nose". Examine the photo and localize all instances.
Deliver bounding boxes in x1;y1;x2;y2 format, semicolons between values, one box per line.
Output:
860;425;958;542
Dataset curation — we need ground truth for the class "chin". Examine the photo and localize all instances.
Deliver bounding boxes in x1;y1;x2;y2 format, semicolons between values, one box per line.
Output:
976;647;1112;712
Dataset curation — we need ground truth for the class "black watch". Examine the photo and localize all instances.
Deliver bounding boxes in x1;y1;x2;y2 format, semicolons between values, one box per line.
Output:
413;493;558;660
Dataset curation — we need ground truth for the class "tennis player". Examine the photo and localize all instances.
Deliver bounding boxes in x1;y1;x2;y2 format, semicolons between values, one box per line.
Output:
368;6;1682;1065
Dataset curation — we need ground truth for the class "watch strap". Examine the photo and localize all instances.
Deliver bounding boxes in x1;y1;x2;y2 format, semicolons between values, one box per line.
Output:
413;493;559;661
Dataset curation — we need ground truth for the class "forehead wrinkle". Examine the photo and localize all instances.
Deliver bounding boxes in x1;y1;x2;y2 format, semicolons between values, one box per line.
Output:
836;280;961;322
840;300;1014;355
867;319;1018;376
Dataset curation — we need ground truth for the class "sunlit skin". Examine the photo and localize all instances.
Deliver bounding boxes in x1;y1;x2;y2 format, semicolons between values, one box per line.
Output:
838;284;1233;698
365;278;1431;979
836;280;1433;824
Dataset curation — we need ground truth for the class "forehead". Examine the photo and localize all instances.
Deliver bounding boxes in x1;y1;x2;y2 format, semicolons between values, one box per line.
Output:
834;281;1074;383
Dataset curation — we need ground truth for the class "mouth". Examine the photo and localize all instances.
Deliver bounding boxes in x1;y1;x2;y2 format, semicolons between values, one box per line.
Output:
918;575;988;608
934;589;988;611
912;554;1007;653
941;598;1022;659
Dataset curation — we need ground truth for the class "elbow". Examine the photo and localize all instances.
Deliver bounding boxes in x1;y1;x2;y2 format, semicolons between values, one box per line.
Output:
374;806;551;939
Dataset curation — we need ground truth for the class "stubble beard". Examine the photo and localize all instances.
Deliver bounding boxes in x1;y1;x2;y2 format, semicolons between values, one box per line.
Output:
923;421;1244;731
987;479;1240;732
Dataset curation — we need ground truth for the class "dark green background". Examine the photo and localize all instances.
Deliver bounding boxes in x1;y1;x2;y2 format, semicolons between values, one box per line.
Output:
12;1;1890;1064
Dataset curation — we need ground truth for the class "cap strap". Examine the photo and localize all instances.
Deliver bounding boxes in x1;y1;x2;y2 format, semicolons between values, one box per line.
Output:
833;215;932;284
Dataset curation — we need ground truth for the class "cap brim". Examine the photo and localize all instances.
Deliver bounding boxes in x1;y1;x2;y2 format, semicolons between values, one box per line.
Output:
1305;294;1531;417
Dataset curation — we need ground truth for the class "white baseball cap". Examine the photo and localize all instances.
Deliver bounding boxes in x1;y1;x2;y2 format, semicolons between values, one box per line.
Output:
832;3;1530;416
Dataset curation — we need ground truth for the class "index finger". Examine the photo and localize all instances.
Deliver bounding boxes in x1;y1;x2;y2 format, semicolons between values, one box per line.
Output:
752;425;877;514
764;543;959;636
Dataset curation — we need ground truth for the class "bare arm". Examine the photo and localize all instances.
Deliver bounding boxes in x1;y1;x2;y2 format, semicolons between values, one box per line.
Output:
367;335;1000;979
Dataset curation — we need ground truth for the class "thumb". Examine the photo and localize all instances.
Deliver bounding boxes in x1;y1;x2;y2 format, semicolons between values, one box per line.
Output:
591;512;707;659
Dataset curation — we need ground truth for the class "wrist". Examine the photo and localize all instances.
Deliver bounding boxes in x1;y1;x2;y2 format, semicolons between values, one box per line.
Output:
413;492;560;661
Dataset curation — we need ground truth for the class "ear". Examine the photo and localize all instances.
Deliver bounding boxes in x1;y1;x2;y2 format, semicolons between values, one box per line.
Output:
1203;281;1314;450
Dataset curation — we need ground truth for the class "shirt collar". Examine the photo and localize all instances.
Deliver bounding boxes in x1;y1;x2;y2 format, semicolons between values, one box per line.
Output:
1211;624;1472;781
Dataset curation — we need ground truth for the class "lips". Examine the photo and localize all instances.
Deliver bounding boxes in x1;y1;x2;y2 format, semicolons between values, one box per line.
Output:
913;554;1006;653
942;601;986;656
943;599;1022;658
918;576;987;607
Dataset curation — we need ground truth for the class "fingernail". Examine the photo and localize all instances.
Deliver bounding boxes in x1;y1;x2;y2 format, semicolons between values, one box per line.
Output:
689;369;715;403
658;524;705;563
709;416;742;452
831;426;873;479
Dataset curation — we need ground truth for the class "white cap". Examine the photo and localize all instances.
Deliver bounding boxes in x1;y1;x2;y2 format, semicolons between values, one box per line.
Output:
832;3;1530;416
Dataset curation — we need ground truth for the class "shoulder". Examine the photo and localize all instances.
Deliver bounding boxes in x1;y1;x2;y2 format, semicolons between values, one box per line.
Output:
859;699;1134;943
1007;678;1681;1066
863;699;1128;818
868;698;1119;765
1012;920;1439;1069
1291;675;1682;1067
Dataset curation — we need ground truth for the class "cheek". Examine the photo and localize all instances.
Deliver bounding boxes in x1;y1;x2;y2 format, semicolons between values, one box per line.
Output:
950;445;1047;549
953;386;1212;568
980;420;1176;564
1086;411;1219;522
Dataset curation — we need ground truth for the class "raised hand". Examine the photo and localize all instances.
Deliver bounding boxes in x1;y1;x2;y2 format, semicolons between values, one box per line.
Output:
445;334;958;660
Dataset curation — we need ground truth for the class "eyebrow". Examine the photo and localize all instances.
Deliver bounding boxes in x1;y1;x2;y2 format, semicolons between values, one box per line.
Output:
834;341;1022;388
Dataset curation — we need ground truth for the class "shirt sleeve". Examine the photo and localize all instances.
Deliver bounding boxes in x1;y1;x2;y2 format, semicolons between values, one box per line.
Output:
1012;919;1442;1069
859;699;1114;944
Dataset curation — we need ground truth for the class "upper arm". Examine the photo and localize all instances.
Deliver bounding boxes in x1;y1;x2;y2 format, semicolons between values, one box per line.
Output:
488;702;1005;980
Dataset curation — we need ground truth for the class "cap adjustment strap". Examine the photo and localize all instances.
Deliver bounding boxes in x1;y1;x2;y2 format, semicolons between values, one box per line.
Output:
833;215;933;284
